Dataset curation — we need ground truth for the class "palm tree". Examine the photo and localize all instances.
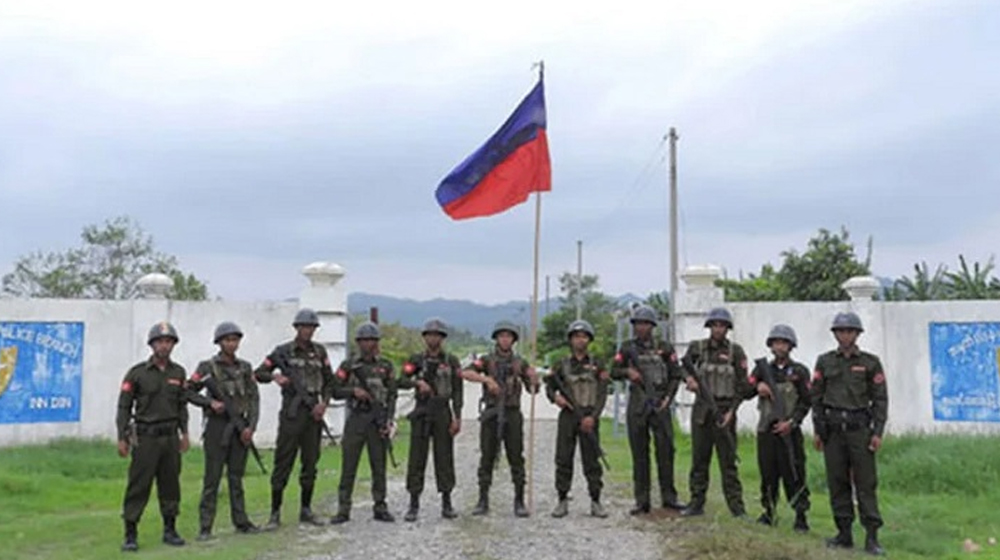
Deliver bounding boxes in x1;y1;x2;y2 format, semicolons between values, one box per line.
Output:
945;255;1000;300
893;262;950;300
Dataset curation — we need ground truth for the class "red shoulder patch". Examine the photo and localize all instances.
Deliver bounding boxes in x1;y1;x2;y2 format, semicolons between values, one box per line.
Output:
336;368;348;381
747;374;757;385
403;362;416;375
873;372;886;385
740;359;747;370
669;352;678;363
121;381;133;393
812;370;823;382
474;359;483;369
190;372;202;383
324;357;331;366
263;357;273;368
614;353;623;363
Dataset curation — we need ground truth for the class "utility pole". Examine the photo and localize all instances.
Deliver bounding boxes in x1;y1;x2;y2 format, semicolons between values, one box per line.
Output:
668;127;679;340
576;240;583;320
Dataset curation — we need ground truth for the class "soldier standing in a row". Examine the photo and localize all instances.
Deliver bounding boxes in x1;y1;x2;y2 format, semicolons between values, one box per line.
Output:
813;312;888;556
330;321;398;523
254;309;336;529
463;320;540;518
116;322;190;552
400;318;464;522
545;319;610;518
187;321;261;540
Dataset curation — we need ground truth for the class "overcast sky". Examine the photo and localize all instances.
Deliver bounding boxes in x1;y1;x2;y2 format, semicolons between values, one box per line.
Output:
1;0;997;304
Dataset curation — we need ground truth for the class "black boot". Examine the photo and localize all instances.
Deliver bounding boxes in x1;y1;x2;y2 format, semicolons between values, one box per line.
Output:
373;502;395;523
471;488;489;516
793;511;810;533
513;485;529;518
757;511;774;526
826;520;854;549
680;502;705;517
121;521;139;552
162;517;186;547
629;503;651;516
865;528;885;556
299;507;325;526
329;508;350;525
264;488;282;531
404;493;420;522
235;522;260;534
441;493;457;519
196;526;212;542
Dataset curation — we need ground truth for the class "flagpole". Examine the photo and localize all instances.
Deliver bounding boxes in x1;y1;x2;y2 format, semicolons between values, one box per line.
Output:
527;59;544;514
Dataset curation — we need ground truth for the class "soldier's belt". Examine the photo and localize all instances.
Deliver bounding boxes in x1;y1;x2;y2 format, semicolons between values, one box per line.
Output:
135;420;178;437
824;407;870;432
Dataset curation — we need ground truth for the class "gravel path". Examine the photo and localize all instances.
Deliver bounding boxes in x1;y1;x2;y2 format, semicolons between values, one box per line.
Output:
282;419;678;560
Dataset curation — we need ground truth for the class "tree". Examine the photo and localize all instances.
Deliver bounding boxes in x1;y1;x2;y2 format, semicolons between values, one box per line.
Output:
716;226;871;301
538;272;618;367
946;255;1000;300
644;291;671;317
1;215;208;300
889;262;950;301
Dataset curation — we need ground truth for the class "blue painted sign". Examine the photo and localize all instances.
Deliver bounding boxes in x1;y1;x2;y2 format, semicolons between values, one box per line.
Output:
0;322;84;423
929;321;1000;422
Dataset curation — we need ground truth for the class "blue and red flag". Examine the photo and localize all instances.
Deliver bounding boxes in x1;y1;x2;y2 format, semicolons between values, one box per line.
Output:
435;76;551;220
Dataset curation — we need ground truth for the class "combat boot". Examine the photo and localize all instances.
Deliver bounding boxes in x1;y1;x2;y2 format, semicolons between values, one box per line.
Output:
441;492;458;519
121;521;139;552
826;520;854;549
793;511;810;533
373;502;395;523
299;507;325;526
513;485;530;518
162;517;186;547
551;497;569;518
590;500;608;519
329;509;350;525
404;493;419;522
629;503;651;516
757;507;775;526
471;488;489;516
864;528;885;556
264;510;280;531
196;526;212;542
680;502;705;517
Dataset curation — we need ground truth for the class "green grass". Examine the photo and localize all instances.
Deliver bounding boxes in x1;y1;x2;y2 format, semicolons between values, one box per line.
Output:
0;426;412;560
599;418;1000;559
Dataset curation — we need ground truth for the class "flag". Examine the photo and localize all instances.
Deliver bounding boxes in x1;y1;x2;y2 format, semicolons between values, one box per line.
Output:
435;77;551;220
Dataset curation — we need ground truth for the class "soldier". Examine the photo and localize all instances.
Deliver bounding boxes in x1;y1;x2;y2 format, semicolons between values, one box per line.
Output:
254;308;336;529
680;307;751;518
116;321;191;552
187;321;261;540
399;318;464;522
745;324;811;531
462;320;540;518
329;321;398;524
812;312;888;556
545;319;610;518
611;304;686;515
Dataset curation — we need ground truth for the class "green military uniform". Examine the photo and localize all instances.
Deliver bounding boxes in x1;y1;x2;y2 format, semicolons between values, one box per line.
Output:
683;336;751;516
611;336;684;511
812;312;888;554
470;345;535;516
330;348;397;521
746;356;811;527
254;338;336;525
188;352;260;535
116;322;190;551
546;352;609;509
399;349;463;515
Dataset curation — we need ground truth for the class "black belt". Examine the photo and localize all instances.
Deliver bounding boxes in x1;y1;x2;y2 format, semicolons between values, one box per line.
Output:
824;407;870;432
135;420;178;437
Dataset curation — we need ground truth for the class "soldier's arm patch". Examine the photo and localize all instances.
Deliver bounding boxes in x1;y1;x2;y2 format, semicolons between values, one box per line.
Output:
599;369;610;382
121;381;133;393
403;362;416;376
190;372;202;383
747;374;757;385
812;369;823;382
614;352;623;363
669;352;678;363
873;372;886;385
324;357;331;366
263;357;274;368
740;359;748;370
336;368;348;381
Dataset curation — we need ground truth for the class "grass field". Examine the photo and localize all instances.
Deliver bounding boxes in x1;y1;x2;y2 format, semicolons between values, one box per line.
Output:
2;420;1000;560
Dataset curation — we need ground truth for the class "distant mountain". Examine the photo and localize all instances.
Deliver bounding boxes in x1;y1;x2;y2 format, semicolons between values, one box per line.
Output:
347;292;649;338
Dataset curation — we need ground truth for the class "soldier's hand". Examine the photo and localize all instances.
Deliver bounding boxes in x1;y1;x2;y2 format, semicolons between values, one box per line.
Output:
756;383;773;400
772;420;792;436
274;373;290;387
627;368;642;384
554;393;573;410
210;400;225;414
311;403;327;421
868;434;882;453
117;440;130;458
685;376;699;393
485;378;501;396
814;435;824;452
380;421;395;438
352;387;372;401
580;416;596;434
528;375;541;394
449;418;461;436
719;410;734;428
179;433;190;453
416;379;433;396
240;428;254;446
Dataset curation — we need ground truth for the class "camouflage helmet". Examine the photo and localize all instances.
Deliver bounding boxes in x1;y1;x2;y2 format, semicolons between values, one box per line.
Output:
629;305;658;325
355;321;381;340
704;307;734;328
491;320;520;342
421;317;449;337
213;321;243;343
147;321;179;345
293;308;320;327
566;319;595;340
831;311;864;332
766;324;798;348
